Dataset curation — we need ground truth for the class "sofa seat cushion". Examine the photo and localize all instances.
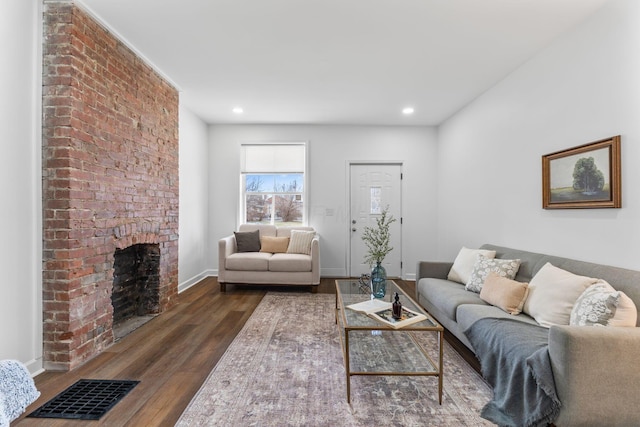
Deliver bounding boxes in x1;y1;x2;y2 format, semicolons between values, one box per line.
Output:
457;304;539;334
417;278;487;322
226;252;272;271
268;253;312;272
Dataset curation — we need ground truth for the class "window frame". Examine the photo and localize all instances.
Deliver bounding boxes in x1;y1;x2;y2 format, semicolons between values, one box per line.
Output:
239;142;308;226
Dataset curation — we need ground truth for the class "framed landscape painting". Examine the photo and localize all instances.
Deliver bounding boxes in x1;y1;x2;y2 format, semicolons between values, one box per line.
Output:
542;136;621;209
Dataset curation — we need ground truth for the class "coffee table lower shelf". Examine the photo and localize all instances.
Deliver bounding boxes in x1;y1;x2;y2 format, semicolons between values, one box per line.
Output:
339;327;443;404
334;279;444;405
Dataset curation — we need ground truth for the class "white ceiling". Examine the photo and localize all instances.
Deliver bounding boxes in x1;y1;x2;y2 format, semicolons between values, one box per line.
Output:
77;0;610;126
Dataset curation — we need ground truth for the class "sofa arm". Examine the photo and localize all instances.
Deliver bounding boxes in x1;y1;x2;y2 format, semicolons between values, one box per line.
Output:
310;235;320;285
549;325;640;425
416;261;453;282
218;235;237;283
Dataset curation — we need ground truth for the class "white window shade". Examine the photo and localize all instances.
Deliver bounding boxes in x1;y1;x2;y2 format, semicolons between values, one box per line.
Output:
241;144;305;173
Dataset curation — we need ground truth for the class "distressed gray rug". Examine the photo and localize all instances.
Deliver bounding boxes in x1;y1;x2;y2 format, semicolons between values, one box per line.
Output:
177;292;492;427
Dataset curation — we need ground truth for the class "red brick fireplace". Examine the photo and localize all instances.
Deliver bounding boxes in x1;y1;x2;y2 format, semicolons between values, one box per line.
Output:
42;2;179;370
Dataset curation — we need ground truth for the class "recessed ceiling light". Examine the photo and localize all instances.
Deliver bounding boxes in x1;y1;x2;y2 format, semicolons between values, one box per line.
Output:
232;107;244;114
402;107;414;115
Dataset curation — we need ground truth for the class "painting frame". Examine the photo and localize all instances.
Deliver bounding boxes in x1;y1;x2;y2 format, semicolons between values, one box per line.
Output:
542;135;621;209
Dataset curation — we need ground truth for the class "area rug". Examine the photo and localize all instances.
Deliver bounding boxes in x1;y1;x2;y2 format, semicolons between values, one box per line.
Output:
177;293;493;427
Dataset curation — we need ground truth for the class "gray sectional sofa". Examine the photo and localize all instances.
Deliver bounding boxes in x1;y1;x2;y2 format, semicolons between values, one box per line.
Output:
417;244;640;426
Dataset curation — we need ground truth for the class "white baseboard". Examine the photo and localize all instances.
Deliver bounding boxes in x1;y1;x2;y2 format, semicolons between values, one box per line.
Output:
320;268;347;277
24;358;44;377
177;269;415;286
178;270;215;293
319;269;415;281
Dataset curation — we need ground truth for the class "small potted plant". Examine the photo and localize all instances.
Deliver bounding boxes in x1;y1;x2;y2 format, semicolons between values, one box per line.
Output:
361;206;396;298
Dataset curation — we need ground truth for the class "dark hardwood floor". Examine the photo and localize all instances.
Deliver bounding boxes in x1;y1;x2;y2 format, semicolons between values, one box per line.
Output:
14;277;478;426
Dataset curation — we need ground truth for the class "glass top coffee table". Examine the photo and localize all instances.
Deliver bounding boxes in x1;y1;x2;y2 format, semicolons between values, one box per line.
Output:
335;279;444;404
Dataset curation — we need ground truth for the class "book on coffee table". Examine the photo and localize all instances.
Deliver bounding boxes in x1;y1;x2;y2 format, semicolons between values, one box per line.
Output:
346;299;427;329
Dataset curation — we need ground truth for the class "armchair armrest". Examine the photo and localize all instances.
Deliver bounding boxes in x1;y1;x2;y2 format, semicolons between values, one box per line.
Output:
549;325;640;425
416;261;453;282
218;235;237;284
310;235;320;285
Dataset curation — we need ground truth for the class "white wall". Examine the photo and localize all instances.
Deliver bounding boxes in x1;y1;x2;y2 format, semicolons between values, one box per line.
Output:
208;125;438;279
178;105;211;291
0;0;43;374
437;0;640;270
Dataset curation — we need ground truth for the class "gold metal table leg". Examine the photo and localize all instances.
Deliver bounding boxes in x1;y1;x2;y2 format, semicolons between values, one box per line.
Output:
345;328;351;403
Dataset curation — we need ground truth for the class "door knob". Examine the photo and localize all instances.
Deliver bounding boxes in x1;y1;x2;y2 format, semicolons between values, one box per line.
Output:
352;228;357;232
352;219;356;224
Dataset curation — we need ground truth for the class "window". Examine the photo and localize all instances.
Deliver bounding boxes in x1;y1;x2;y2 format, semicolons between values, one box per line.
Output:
240;143;307;226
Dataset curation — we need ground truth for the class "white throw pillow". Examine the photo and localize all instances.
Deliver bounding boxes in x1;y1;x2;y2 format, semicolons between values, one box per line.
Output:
524;262;598;328
286;230;315;255
447;247;496;284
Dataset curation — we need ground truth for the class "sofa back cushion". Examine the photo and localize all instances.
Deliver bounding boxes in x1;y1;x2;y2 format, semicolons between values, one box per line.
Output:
239;224;277;237
276;226;315;238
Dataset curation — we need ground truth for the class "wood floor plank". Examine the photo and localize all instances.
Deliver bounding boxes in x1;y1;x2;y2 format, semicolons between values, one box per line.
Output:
13;277;470;426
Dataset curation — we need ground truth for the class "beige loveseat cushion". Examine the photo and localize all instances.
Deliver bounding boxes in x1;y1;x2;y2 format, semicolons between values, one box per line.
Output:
226;252;271;271
268;253;312;272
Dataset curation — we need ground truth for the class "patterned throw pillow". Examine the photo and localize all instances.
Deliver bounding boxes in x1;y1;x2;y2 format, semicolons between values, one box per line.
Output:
570;281;620;327
465;255;521;293
609;291;638;327
286;230;316;255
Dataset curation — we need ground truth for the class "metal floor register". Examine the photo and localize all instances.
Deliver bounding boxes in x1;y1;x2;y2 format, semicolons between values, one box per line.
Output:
28;379;139;420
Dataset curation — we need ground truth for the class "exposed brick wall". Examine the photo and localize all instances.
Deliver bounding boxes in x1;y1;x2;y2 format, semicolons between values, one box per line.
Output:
42;1;179;370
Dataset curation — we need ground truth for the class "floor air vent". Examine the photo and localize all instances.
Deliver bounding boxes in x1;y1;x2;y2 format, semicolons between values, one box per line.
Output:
28;379;139;420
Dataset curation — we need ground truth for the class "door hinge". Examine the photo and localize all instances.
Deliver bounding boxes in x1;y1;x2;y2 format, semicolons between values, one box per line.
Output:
400;217;403;225
401;261;403;269
400;173;403;180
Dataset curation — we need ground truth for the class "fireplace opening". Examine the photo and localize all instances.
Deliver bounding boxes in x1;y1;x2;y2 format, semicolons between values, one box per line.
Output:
111;244;161;340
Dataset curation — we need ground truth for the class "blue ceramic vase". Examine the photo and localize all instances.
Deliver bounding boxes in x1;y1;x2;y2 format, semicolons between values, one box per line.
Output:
371;262;387;298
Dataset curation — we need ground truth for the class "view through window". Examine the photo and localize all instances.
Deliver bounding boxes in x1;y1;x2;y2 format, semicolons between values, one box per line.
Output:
241;143;306;226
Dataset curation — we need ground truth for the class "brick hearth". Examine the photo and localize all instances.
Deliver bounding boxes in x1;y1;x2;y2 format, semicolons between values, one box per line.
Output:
42;1;179;370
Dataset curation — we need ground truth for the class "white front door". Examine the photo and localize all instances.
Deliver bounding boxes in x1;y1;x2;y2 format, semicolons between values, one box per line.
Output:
349;163;402;278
